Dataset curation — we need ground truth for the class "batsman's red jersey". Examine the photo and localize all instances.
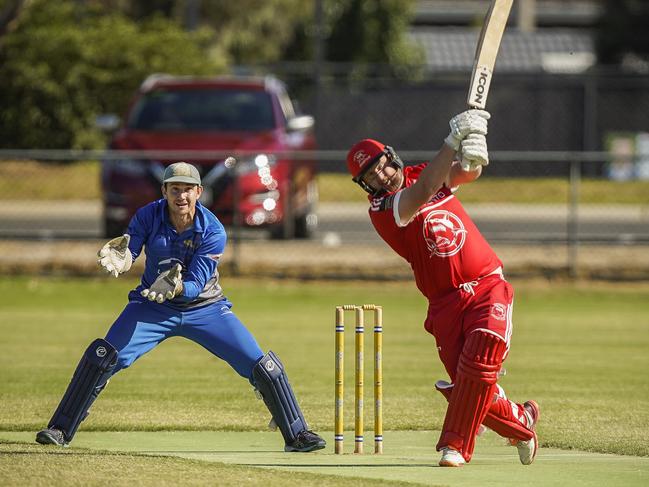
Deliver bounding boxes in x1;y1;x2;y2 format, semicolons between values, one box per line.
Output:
368;164;502;300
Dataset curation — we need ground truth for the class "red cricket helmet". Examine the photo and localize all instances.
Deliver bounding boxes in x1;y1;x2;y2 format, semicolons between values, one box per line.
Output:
346;139;386;180
346;138;404;195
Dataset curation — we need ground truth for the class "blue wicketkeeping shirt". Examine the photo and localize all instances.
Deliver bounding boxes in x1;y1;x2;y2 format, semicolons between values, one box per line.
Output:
126;199;226;309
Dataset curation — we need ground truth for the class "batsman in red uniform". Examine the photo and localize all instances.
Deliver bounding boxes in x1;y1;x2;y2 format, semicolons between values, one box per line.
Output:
346;109;539;467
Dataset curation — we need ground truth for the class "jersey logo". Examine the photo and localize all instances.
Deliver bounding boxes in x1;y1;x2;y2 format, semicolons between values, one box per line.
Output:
370;195;394;212
490;303;507;321
422;210;467;257
353;150;372;167
430;188;450;203
264;359;276;372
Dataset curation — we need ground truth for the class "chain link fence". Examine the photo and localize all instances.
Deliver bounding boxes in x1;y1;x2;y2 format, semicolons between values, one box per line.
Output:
1;70;648;279
1;150;648;280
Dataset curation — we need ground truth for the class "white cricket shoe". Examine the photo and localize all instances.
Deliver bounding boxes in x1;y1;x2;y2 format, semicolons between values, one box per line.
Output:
510;400;540;465
439;447;466;467
515;433;537;465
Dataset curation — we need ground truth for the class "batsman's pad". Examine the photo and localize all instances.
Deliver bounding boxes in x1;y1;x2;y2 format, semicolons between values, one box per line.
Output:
437;330;507;462
252;351;308;444
48;338;118;442
435;380;534;443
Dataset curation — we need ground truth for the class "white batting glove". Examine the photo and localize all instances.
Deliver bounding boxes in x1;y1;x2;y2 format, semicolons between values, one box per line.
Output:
444;109;490;151
460;133;489;171
97;235;133;277
141;263;183;304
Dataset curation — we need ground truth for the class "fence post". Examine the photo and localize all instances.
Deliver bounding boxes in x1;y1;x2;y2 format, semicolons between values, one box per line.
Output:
567;159;581;277
230;166;241;276
582;73;599;177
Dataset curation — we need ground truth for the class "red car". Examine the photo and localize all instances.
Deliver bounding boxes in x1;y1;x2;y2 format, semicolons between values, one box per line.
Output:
98;75;318;239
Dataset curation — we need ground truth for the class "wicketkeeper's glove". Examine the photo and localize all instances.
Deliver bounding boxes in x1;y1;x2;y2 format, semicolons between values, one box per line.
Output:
97;234;133;277
141;263;184;303
444;109;490;151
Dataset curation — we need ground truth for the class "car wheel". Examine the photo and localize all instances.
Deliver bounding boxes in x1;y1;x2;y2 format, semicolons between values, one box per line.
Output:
293;210;317;239
269;221;291;240
270;179;318;239
294;179;318;239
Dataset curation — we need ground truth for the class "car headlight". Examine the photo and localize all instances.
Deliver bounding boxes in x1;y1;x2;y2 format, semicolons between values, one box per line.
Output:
262;197;277;211
236;153;277;174
236;154;278;190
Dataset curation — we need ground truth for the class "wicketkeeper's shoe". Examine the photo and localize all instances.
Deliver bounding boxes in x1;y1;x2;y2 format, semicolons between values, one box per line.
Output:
439;447;466;467
35;427;67;447
284;430;326;452
510;400;540;465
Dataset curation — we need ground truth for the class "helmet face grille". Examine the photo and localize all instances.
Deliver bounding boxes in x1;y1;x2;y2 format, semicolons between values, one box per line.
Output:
352;145;403;197
384;146;404;170
352;151;384;183
355;176;379;196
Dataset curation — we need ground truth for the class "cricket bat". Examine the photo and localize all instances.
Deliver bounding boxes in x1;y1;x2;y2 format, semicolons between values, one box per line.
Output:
467;0;514;109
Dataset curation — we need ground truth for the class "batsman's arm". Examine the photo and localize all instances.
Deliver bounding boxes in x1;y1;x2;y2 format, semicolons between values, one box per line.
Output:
447;160;482;188
396;143;456;223
396;109;490;224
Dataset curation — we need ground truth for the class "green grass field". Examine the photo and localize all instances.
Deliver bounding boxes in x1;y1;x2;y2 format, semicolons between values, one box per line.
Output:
1;276;648;486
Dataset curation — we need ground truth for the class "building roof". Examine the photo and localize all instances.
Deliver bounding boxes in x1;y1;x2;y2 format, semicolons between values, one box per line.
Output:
413;0;602;27
410;27;596;73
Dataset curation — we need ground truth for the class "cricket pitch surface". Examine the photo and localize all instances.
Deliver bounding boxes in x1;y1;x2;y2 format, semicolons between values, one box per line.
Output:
2;430;647;486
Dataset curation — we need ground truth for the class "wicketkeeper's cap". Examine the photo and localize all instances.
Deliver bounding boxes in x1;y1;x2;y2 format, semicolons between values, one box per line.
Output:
162;162;201;185
346;139;386;180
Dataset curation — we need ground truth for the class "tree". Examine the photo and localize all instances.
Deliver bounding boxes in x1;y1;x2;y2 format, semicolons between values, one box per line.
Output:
0;0;422;148
284;0;423;79
110;0;423;75
0;0;26;39
0;0;224;149
106;0;312;66
595;0;649;69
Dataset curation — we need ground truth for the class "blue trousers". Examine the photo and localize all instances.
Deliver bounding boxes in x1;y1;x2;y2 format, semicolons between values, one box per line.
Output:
104;298;264;381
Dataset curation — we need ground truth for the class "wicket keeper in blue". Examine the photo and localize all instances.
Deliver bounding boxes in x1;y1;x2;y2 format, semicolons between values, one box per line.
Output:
36;161;326;452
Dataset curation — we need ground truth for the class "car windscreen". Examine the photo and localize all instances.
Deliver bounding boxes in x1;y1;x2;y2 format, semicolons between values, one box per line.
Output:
127;89;276;131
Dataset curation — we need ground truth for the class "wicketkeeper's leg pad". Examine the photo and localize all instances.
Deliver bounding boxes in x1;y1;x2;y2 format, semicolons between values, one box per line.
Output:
48;338;117;442
437;330;507;462
252;351;308;445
